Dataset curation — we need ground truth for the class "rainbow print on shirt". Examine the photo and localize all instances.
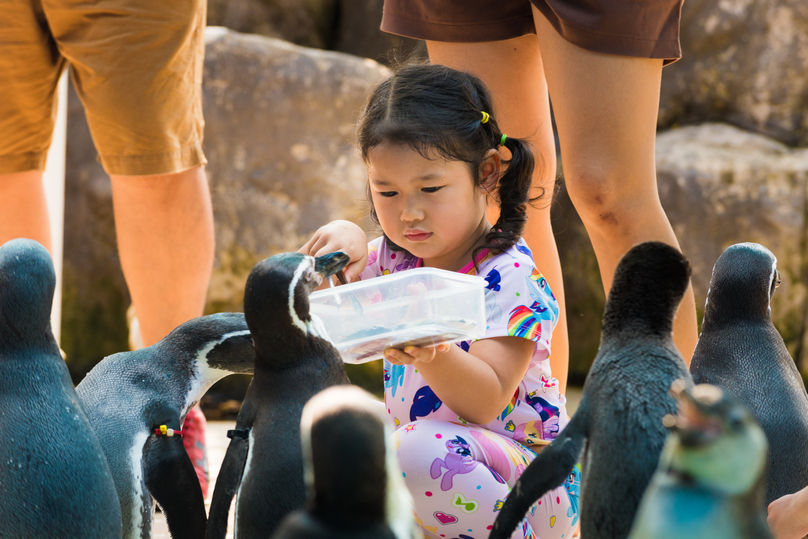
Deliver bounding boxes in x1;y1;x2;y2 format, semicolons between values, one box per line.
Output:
507;305;542;341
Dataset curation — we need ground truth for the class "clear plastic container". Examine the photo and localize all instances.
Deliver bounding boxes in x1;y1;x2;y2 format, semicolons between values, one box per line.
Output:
310;267;487;364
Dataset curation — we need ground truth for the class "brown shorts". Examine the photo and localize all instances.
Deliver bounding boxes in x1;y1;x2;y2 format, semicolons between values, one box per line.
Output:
0;0;207;175
381;0;683;65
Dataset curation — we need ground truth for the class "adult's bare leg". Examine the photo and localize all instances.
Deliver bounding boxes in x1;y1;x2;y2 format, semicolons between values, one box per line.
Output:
427;37;570;393
110;165;214;347
532;10;698;362
0;170;52;252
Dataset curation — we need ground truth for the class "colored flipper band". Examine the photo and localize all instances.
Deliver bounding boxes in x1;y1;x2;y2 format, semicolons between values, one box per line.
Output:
154;424;183;437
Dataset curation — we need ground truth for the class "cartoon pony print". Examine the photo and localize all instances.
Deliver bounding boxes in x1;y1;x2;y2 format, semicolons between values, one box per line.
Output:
384;361;406;398
367;243;379;266
515;242;534;260
529;267;557;301
498;388;520;421
524;392;561;441
565;464;582;527
409;386;442;422
484;268;503;325
512;420;542;446
485;268;502;292
393;252;419;272
469;429;532;482
507;272;558;342
430;436;478;491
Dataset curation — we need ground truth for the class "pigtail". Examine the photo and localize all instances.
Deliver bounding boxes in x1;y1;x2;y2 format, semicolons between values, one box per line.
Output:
474;135;538;262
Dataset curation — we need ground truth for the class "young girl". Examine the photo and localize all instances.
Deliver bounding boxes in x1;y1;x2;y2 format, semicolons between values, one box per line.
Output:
300;64;577;539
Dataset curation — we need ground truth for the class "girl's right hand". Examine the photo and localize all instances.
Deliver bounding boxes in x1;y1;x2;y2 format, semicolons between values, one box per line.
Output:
299;220;368;283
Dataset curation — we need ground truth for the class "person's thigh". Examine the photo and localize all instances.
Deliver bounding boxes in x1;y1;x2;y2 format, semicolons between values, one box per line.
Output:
43;0;207;176
0;0;66;173
532;8;664;218
533;8;699;360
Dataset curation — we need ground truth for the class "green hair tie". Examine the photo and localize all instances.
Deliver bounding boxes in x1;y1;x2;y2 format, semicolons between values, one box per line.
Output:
500;134;507;147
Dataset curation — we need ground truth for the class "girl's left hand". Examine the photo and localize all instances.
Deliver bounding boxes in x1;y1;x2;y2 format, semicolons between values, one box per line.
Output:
384;343;451;365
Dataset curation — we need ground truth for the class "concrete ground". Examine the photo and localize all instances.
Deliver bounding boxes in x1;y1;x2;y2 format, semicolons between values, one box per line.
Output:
152;385;585;538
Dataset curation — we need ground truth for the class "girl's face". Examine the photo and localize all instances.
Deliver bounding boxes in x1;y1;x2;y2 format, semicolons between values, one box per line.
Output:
367;143;494;271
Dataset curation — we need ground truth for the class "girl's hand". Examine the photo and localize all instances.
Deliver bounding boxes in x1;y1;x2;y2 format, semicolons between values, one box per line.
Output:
384;343;451;365
299;220;368;283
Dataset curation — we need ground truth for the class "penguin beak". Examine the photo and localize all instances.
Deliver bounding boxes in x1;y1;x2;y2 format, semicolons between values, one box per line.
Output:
314;252;350;279
668;382;724;447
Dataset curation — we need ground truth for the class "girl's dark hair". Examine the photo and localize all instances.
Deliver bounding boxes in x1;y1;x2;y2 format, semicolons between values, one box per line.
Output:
357;63;541;262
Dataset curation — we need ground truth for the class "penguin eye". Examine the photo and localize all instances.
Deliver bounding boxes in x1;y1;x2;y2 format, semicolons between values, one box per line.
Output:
305;267;316;282
775;270;781;288
728;411;744;431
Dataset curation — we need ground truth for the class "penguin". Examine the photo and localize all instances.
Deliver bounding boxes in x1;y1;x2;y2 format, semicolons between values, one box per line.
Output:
690;242;808;506
76;311;256;539
0;238;122;538
628;382;772;539
206;251;352;539
490;241;693;539
272;385;421;539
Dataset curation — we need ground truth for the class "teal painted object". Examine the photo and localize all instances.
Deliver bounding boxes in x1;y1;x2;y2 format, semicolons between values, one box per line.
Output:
629;382;772;539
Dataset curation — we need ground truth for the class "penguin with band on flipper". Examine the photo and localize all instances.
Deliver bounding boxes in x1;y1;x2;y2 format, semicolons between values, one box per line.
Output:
490;242;693;539
690;243;808;506
0;239;122;538
206;252;351;539
272;385;421;539
629;382;772;539
76;311;255;539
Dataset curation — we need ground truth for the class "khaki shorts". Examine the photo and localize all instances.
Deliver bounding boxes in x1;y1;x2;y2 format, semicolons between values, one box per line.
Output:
0;0;207;175
382;0;684;65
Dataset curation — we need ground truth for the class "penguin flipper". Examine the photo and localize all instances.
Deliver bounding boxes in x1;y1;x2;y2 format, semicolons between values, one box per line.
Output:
142;435;207;539
206;432;249;539
489;412;587;539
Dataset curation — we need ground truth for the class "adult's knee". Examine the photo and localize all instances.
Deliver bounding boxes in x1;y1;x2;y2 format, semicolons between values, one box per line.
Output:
564;166;658;237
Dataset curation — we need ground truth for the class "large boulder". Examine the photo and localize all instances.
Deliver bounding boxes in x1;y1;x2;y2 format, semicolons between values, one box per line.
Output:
206;0;338;50
659;0;808;146
62;28;389;383
202;28;387;311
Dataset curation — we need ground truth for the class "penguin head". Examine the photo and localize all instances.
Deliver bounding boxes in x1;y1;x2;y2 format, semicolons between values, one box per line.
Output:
0;239;56;350
603;242;691;337
300;385;416;537
159;312;255;375
243;251;349;359
661;380;767;496
703;243;779;324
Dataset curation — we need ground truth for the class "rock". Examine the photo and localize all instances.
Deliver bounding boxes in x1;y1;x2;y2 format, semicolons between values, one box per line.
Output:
207;0;339;50
62;28;389;385
202;28;388;312
659;0;808;147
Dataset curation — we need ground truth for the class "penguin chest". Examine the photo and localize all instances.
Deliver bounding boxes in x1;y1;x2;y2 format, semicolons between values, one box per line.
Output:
235;421;308;537
122;431;153;539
